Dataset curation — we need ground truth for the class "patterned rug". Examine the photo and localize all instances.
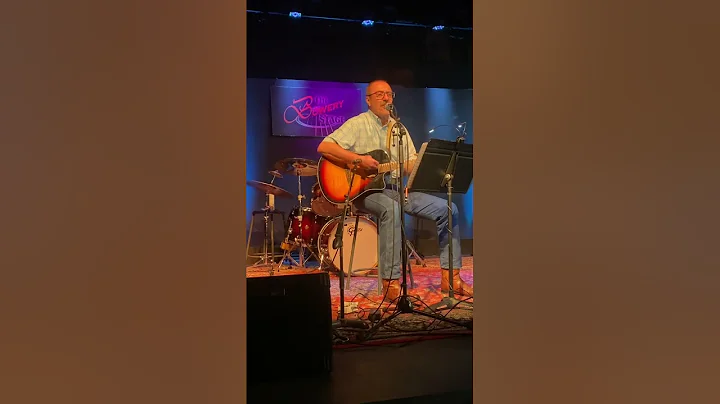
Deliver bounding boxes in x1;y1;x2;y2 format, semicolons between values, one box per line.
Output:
246;256;474;345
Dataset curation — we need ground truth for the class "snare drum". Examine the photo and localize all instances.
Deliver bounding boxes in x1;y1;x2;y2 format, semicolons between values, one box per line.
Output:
317;215;378;273
311;182;345;217
287;207;328;246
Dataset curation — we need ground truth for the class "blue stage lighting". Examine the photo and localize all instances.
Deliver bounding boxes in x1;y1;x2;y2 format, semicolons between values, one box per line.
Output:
289;12;301;18
432;25;445;30
362;20;374;26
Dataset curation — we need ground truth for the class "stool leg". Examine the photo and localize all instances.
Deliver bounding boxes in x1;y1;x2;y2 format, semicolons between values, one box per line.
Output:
262;213;268;263
407;239;426;267
345;214;361;289
270;212;275;268
245;213;255;265
273;212;283;261
271;211;287;265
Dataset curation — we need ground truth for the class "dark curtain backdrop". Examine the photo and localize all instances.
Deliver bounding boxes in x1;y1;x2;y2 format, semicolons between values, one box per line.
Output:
246;78;473;256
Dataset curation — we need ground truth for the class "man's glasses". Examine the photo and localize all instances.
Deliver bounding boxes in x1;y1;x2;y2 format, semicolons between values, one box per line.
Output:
366;91;395;99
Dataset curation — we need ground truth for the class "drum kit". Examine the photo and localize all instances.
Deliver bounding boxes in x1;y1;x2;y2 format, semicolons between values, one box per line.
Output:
246;157;380;275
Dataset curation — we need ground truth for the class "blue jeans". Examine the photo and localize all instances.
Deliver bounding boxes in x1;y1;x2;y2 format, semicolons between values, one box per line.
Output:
354;189;462;279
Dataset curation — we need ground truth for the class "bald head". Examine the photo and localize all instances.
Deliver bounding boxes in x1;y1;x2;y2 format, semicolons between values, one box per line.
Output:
367;80;390;94
365;80;394;122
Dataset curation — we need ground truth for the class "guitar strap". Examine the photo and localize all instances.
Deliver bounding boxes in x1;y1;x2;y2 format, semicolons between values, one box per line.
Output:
385;121;396;182
385;119;394;153
386;120;407;190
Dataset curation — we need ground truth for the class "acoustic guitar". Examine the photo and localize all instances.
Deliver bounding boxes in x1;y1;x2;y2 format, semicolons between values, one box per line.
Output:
316;149;409;204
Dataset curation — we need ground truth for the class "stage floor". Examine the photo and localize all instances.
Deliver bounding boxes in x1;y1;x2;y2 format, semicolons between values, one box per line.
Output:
246;256;474;344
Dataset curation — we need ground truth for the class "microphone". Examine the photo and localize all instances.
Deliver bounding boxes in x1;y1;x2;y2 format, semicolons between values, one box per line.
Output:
456;122;467;143
385;103;399;120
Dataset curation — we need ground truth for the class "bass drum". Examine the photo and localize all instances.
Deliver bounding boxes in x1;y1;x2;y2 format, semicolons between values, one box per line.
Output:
311;182;345;217
317;215;378;274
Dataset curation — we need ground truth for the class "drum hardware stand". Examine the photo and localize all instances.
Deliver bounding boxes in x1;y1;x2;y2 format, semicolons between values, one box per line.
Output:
245;174;291;274
279;224;322;269
279;234;321;269
278;164;321;269
361;106;471;340
271;158;320;270
332;159;369;331
247;204;276;270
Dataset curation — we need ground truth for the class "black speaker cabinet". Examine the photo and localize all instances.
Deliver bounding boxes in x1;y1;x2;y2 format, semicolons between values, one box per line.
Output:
246;272;333;382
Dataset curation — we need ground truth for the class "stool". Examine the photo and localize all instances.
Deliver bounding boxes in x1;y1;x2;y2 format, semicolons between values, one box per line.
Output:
246;209;286;266
342;210;380;291
340;210;413;295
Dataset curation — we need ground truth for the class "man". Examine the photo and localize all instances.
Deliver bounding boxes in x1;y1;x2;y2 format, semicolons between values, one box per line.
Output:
316;80;473;302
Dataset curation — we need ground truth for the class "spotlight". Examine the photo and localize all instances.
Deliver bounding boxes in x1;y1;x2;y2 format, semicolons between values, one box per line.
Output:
432;25;445;31
362;20;374;26
289;11;301;18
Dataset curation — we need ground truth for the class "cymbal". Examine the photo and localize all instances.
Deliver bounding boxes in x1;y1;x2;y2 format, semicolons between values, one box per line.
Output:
246;180;292;198
268;170;283;178
274;157;318;176
289;164;317;176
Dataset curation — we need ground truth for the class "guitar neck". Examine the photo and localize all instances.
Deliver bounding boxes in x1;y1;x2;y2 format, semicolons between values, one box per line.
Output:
377;160;408;173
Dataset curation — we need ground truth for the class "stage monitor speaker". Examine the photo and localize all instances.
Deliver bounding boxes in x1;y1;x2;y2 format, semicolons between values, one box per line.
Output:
246;272;333;382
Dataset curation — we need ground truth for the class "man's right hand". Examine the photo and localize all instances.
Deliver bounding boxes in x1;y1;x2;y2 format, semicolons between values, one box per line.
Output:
356;155;379;171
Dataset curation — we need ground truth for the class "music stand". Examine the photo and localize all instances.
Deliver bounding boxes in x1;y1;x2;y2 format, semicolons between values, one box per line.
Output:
360;132;471;342
407;138;474;311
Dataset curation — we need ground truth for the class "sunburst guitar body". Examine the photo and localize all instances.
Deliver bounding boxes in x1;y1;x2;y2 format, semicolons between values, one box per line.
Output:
316;149;402;204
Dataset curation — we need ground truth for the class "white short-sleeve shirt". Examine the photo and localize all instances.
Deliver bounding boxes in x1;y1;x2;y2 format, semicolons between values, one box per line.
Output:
322;110;418;178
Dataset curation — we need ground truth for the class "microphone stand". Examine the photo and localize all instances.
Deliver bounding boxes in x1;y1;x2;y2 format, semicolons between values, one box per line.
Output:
389;108;412;313
331;160;368;337
362;105;471;339
429;130;468;311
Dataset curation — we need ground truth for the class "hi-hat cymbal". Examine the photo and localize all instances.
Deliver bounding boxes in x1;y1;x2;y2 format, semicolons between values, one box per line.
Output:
268;170;283;178
246;180;292;198
274;157;318;176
